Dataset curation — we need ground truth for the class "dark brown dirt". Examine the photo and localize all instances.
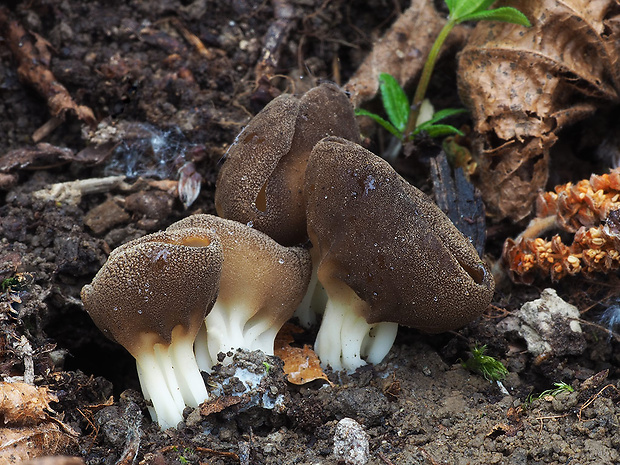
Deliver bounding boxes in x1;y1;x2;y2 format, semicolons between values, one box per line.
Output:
1;1;620;464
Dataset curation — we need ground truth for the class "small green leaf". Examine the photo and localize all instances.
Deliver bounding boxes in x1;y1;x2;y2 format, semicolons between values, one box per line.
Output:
355;108;403;139
449;0;487;19
444;0;458;16
424;108;468;126
378;73;410;133
413;124;464;138
477;0;500;11
459;6;531;26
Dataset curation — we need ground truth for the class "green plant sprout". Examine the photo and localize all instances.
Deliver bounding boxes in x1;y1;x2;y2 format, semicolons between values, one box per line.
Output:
525;382;574;406
356;0;530;142
462;344;508;382
356;73;468;140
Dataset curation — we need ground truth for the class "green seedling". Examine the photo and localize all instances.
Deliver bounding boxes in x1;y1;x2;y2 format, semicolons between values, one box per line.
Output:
462;344;508;382
525;382;574;406
1;277;20;292
263;361;272;373
356;73;467;140
357;0;530;142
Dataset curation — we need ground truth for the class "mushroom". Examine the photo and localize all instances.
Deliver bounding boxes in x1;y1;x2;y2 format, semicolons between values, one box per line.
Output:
305;137;495;372
215;82;359;246
166;214;312;370
81;227;222;429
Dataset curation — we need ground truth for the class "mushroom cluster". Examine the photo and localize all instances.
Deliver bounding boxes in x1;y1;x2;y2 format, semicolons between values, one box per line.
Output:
82;214;311;429
82;82;495;430
215;83;495;372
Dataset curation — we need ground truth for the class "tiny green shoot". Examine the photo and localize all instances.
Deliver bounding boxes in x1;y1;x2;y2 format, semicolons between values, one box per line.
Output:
263;361;271;373
356;0;530;142
462;344;508;382
1;277;20;292
355;74;466;141
525;382;574;406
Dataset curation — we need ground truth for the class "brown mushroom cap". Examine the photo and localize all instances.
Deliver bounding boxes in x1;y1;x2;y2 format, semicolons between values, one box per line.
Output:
215;82;359;246
81;227;223;356
305;137;495;333
167;214;312;329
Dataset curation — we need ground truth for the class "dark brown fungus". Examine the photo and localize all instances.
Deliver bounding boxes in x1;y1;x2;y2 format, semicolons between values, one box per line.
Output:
305;137;495;371
215;82;359;246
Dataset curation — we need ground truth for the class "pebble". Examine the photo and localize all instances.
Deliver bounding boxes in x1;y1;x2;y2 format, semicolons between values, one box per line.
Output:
333;418;369;465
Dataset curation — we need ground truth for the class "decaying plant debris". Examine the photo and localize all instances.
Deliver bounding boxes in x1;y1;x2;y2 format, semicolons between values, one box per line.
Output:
504;169;620;282
1;0;620;464
458;0;620;221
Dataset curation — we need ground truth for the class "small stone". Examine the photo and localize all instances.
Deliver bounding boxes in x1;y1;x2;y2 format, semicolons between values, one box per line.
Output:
333;418;369;465
84;199;130;235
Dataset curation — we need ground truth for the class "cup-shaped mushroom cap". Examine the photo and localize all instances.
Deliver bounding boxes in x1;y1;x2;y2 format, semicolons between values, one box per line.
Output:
305;137;495;333
215;82;359;246
167;214;312;328
81;227;223;356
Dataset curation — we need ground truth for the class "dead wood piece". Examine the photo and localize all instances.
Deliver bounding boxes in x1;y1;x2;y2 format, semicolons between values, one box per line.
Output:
114;402;142;465
200;395;245;417
32;176;127;206
0;144;76;173
430;152;486;256
0;9;95;139
252;0;296;105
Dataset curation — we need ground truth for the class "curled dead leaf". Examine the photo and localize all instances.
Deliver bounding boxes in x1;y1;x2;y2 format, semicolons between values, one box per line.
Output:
0;383;78;462
0;382;57;426
458;0;620;221
0;423;77;463
274;324;330;385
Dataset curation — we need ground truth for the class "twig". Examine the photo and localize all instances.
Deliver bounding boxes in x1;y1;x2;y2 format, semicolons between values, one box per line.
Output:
578;384;620;421
32;175;127;204
0;7;95;139
14;336;34;385
534;413;570;433
195;447;240;460
576;318;620;343
418;447;446;465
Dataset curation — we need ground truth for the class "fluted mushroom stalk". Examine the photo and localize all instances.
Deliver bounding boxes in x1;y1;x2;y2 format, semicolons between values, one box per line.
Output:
167;214;312;370
305;137;495;372
215;82;360;246
81;228;222;429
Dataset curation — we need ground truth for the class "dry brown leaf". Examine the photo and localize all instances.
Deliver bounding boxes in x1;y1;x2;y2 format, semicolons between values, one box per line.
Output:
274;324;330;385
0;423;77;463
344;0;469;107
200;395;245;417
0;382;57;426
458;0;620;221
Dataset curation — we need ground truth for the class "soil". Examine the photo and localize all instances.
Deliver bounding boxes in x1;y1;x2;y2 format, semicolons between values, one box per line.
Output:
1;1;620;464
